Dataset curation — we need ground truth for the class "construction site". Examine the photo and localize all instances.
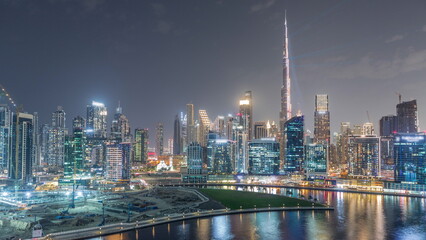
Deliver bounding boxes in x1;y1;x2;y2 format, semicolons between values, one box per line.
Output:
0;187;213;239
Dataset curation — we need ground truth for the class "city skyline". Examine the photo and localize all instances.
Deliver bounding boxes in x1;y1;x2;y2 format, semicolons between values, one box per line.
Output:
1;0;426;140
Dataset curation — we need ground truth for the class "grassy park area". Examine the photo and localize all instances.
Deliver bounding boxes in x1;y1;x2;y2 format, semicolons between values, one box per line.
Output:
198;188;325;210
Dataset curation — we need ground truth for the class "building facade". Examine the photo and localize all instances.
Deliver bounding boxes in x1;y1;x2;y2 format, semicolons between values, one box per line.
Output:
394;133;426;184
248;138;280;175
284;115;304;174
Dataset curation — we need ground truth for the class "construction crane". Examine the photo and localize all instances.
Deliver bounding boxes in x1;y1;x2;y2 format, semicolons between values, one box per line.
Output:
0;84;17;109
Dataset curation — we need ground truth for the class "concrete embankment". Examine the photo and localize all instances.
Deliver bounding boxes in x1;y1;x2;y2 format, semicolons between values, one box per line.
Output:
40;206;334;240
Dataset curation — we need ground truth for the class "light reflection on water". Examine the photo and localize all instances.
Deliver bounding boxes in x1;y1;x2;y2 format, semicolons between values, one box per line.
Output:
97;186;426;240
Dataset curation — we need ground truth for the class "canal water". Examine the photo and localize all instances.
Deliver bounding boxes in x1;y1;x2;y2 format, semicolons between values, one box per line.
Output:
97;186;426;240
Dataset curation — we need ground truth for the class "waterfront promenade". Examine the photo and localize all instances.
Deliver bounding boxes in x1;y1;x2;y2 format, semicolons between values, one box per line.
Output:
41;206;334;240
156;183;426;198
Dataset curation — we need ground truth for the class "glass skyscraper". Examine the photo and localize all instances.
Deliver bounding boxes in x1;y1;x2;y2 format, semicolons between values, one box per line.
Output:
248;138;280;175
394;133;426;184
304;143;328;178
207;133;234;174
284;115;304;174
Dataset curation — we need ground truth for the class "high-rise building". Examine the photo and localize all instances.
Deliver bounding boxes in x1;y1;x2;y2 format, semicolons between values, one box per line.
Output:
248;138;280;175
280;13;292;129
254;121;268;139
167;138;173;155
106;142;131;181
314;94;330;144
9;112;33;184
186;104;196;144
134;129;148;165
336;122;351;166
235;118;248;173
396;100;418;133
86;101;108;138
213;116;225;137
239;91;253;140
39;124;50;166
207;133;234;174
0;105;11;170
180;112;187;153
173;114;182;154
394;133;426;184
284;115;304;173
225;115;234;140
348;135;380;176
110;102;131;142
64;116;86;179
280;14;292;164
305;143;328;178
198;110;211;147
155;122;164;156
380;115;398;137
47;106;67;167
32;112;40;167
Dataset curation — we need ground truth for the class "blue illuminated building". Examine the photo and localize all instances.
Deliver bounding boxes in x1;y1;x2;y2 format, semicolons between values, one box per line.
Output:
394;133;426;184
284;115;304;173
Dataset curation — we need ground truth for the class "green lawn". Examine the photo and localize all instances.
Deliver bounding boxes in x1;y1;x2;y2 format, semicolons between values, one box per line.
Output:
198;188;325;210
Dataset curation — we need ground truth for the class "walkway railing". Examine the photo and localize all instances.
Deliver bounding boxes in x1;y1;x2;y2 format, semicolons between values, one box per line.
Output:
40;206;333;240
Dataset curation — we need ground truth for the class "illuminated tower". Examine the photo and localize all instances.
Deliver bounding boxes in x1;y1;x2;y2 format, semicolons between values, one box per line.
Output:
280;13;292;166
239;91;253;140
198;110;211;147
86;101;107;138
314;94;330;144
280;13;292;129
156;122;164;156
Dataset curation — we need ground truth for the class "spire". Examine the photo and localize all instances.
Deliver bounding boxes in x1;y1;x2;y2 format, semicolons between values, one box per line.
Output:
116;100;122;114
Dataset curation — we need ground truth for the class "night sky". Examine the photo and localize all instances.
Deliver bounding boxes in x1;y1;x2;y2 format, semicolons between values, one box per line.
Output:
1;0;426;143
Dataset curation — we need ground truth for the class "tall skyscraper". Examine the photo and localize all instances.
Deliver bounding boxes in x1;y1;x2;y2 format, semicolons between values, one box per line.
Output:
47;106;67;167
155;122;164;156
314;94;330;144
380;115;398;137
239;91;253;140
186;104;195;144
180;112;187;153
9;112;33;184
0;105;11;170
284;115;304;173
64;116;86;179
396;100;418;133
198;110;211;147
280;14;292;165
134;129;148;165
110;102;131;142
280;13;292;128
173;114;182;154
248;138;280;175
32;112;40;167
86;101;108;138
